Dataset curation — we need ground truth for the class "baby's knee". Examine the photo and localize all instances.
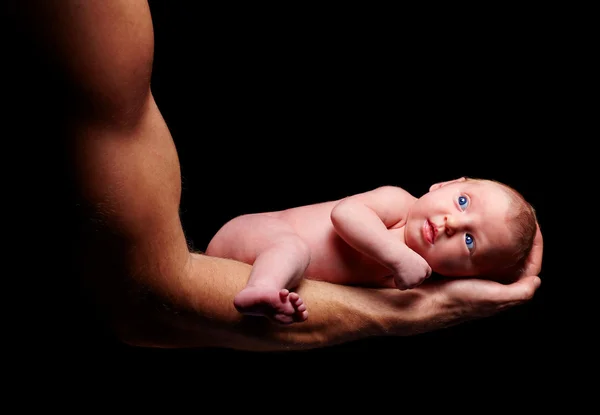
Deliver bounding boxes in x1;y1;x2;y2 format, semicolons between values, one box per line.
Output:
278;234;311;265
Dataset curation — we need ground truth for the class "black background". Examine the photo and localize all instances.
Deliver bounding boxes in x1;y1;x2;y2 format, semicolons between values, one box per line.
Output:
3;2;569;365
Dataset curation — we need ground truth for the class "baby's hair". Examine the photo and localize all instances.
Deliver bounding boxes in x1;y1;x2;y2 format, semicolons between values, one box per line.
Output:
466;177;537;276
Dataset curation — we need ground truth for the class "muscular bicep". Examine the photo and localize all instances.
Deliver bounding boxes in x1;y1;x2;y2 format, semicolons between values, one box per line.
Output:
72;95;190;303
339;186;416;228
20;0;189;284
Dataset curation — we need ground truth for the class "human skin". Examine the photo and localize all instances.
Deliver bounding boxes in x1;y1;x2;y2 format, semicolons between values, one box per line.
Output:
208;179;534;324
7;0;543;350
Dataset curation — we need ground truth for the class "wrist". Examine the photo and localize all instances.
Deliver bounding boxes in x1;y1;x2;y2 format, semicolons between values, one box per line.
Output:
369;288;440;337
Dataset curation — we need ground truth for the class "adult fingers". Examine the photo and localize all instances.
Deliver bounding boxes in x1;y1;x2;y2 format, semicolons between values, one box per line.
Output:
521;222;543;277
492;274;541;305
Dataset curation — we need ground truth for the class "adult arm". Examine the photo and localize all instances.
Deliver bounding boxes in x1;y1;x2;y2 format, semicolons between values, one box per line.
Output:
10;0;542;351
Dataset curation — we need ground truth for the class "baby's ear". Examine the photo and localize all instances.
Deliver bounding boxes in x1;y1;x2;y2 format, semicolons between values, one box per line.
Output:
429;177;467;192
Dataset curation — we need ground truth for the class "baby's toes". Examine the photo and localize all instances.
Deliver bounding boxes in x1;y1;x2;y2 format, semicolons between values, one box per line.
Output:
289;293;302;306
296;308;308;322
278;289;291;302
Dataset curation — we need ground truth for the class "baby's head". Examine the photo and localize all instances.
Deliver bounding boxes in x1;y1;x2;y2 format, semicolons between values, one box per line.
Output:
404;177;537;280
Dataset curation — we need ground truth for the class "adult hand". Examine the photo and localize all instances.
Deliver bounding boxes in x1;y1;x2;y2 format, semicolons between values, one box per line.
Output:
421;273;541;330
374;222;543;336
415;222;543;333
521;222;544;277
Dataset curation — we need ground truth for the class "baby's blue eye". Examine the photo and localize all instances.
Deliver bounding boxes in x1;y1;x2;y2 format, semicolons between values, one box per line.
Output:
465;233;474;250
458;195;469;210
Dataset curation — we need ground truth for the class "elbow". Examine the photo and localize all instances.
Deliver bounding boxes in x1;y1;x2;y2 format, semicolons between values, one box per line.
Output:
330;200;345;229
107;306;177;349
112;328;147;348
92;282;181;349
330;199;356;231
103;305;160;348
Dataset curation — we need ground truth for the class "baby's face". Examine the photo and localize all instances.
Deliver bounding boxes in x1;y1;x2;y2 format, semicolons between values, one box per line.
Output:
404;179;515;277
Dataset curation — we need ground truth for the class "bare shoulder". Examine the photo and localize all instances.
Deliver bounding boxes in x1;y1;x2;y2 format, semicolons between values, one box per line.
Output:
15;0;155;123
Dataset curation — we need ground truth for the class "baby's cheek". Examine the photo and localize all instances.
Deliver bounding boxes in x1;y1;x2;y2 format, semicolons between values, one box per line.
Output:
429;247;467;276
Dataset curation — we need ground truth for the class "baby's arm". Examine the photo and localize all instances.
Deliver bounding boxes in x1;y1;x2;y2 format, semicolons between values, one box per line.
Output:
330;186;431;289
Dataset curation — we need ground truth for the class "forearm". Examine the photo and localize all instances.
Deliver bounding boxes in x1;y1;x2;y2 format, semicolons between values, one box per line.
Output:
81;233;540;351
120;252;431;351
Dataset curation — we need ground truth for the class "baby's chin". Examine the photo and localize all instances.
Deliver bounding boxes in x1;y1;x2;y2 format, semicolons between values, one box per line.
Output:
433;270;478;279
424;259;478;278
430;268;468;278
429;262;492;279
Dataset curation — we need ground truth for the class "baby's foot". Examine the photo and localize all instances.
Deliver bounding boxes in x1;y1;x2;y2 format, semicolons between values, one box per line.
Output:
234;287;308;325
288;291;308;323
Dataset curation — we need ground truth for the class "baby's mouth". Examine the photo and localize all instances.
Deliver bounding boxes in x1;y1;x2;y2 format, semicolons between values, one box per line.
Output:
423;220;434;244
429;219;438;241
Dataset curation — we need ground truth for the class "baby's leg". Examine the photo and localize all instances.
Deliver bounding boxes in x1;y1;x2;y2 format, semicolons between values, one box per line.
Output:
206;214;310;324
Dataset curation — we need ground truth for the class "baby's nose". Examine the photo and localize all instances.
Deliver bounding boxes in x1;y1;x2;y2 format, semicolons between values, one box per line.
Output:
444;215;462;235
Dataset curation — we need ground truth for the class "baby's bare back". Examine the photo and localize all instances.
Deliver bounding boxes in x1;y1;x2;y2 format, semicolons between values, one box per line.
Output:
271;201;397;287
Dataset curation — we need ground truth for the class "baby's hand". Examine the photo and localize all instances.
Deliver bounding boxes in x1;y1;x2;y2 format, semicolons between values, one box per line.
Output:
392;253;432;290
